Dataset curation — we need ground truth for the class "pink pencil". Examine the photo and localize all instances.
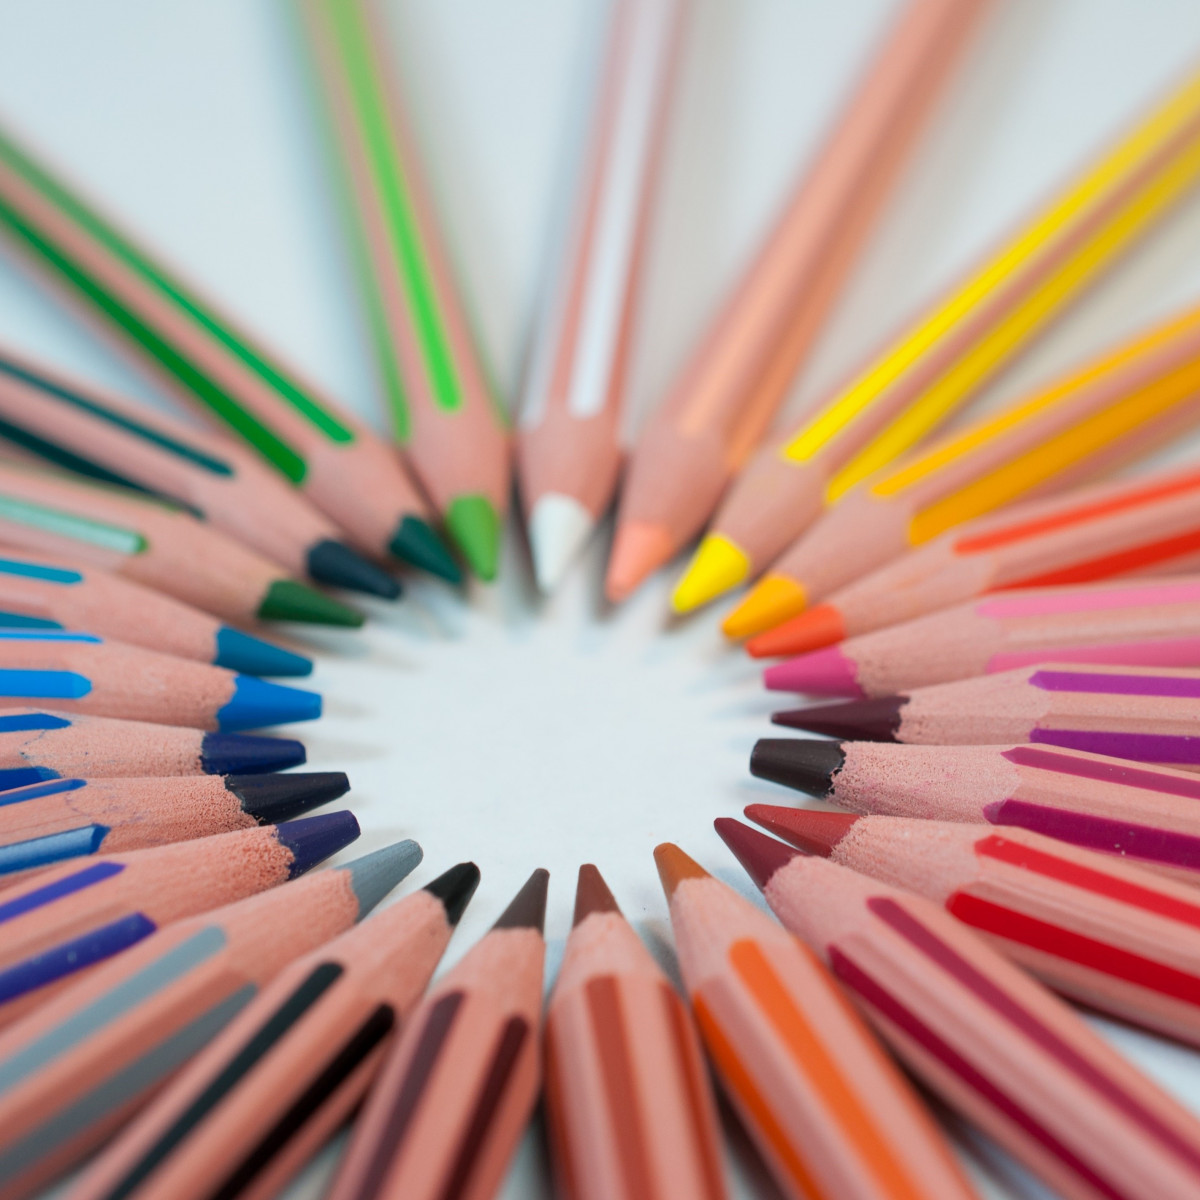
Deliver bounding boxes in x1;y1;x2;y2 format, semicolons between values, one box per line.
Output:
766;576;1200;696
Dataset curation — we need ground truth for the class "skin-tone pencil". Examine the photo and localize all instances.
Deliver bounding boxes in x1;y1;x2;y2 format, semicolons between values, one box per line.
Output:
0;460;363;627
0;839;421;1200
749;739;1200;885
326;868;547;1200
0;551;311;677
765;576;1200;696
746;465;1200;659
297;0;509;581
603;0;990;603
545;864;726;1200
0;128;459;585
64;860;477;1200
727;302;1200;637
653;843;979;1200
0;811;359;1029
773;662;1200;767
0;630;320;730
517;0;683;593
0;345;403;597
674;63;1200;614
0;708;308;788
718;817;1200;1200
0;771;349;884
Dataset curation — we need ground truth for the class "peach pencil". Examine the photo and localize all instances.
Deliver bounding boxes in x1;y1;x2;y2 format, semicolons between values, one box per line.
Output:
0;551;311;677
653;843;979;1200
749;740;1200;884
68;860;477;1200
718;818;1200;1200
0;127;458;584
765;576;1200;696
0;630;320;729
0;839;421;1200
0;460;362;627
0;811;358;1027
728;303;1200;637
774;662;1200;766
674;63;1200;613
0;345;404;597
327;868;547;1200
518;0;683;592
0;708;307;789
298;0;509;581
747;465;1200;660
545;865;725;1200
0;771;349;883
603;0;990;602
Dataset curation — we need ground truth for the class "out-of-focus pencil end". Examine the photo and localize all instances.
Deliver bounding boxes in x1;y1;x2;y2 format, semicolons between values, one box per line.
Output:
573;863;620;926
258;579;365;628
715;817;797;890
389;515;463;585
446;496;502;582
723;573;807;639
653;842;709;900
747;602;846;658
493;867;550;933
605;521;673;602
745;805;857;857
672;535;750;614
529;494;594;593
764;645;863;697
306;539;402;599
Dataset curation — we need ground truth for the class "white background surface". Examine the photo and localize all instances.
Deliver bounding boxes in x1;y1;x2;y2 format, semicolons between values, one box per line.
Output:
6;1;1200;1196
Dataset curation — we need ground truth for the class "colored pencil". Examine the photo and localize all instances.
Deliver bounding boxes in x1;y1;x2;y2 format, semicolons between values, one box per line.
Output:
748;808;1200;1046
0;708;306;788
748;462;1200;658
0;551;311;677
749;739;1200;884
653;842;979;1200
0;630;320;730
603;0;989;602
0;345;403;597
773;662;1200;766
326;868;547;1200
0;460;362;627
298;0;510;581
545;864;725;1200
0;771;349;883
764;576;1200;696
518;0;683;593
727;302;1200;637
718;817;1200;1200
0;127;459;585
0;839;421;1200
65;859;476;1200
0;811;358;1028
673;63;1200;613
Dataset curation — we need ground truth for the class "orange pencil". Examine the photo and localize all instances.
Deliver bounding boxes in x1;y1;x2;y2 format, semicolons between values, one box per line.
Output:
545;864;725;1200
326;868;548;1200
65;860;477;1200
653;843;979;1200
605;0;989;601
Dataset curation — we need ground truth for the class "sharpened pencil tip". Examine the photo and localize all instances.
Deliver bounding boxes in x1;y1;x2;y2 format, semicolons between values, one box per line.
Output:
224;771;350;823
216;676;322;731
715;817;797;890
573;863;620;925
653;843;709;899
529;494;593;593
772;696;906;741
745;805;857;857
750;738;846;796
307;539;402;599
446;496;502;581
277;810;360;878
199;732;307;775
493;868;549;932
604;522;673;603
389;516;462;584
724;573;808;639
346;839;423;917
213;627;313;677
765;645;862;697
257;579;364;627
425;862;482;925
747;602;847;658
672;534;750;614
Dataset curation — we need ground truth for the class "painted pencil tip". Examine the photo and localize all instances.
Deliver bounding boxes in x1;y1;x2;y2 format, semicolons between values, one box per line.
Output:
307;539;402;600
389;515;462;585
529;494;593;593
224;771;350;824
425;861;482;925
213;627;313;678
672;535;751;614
715;817;798;891
653;843;709;899
772;696;905;741
573;863;620;925
750;738;845;796
0;765;60;790
723;573;808;640
764;646;863;697
446;496;502;582
493;868;550;932
257;579;364;628
216;676;322;731
605;522;674;603
346;839;423;917
276;809;360;878
199;731;307;775
745;805;857;858
747;602;847;659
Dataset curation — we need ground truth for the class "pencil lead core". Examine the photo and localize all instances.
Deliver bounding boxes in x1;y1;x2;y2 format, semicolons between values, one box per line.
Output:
745;806;857;857
573;863;620;925
750;738;846;796
653;843;709;899
715;817;797;890
772;696;905;740
425;862;482;925
493;868;550;932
